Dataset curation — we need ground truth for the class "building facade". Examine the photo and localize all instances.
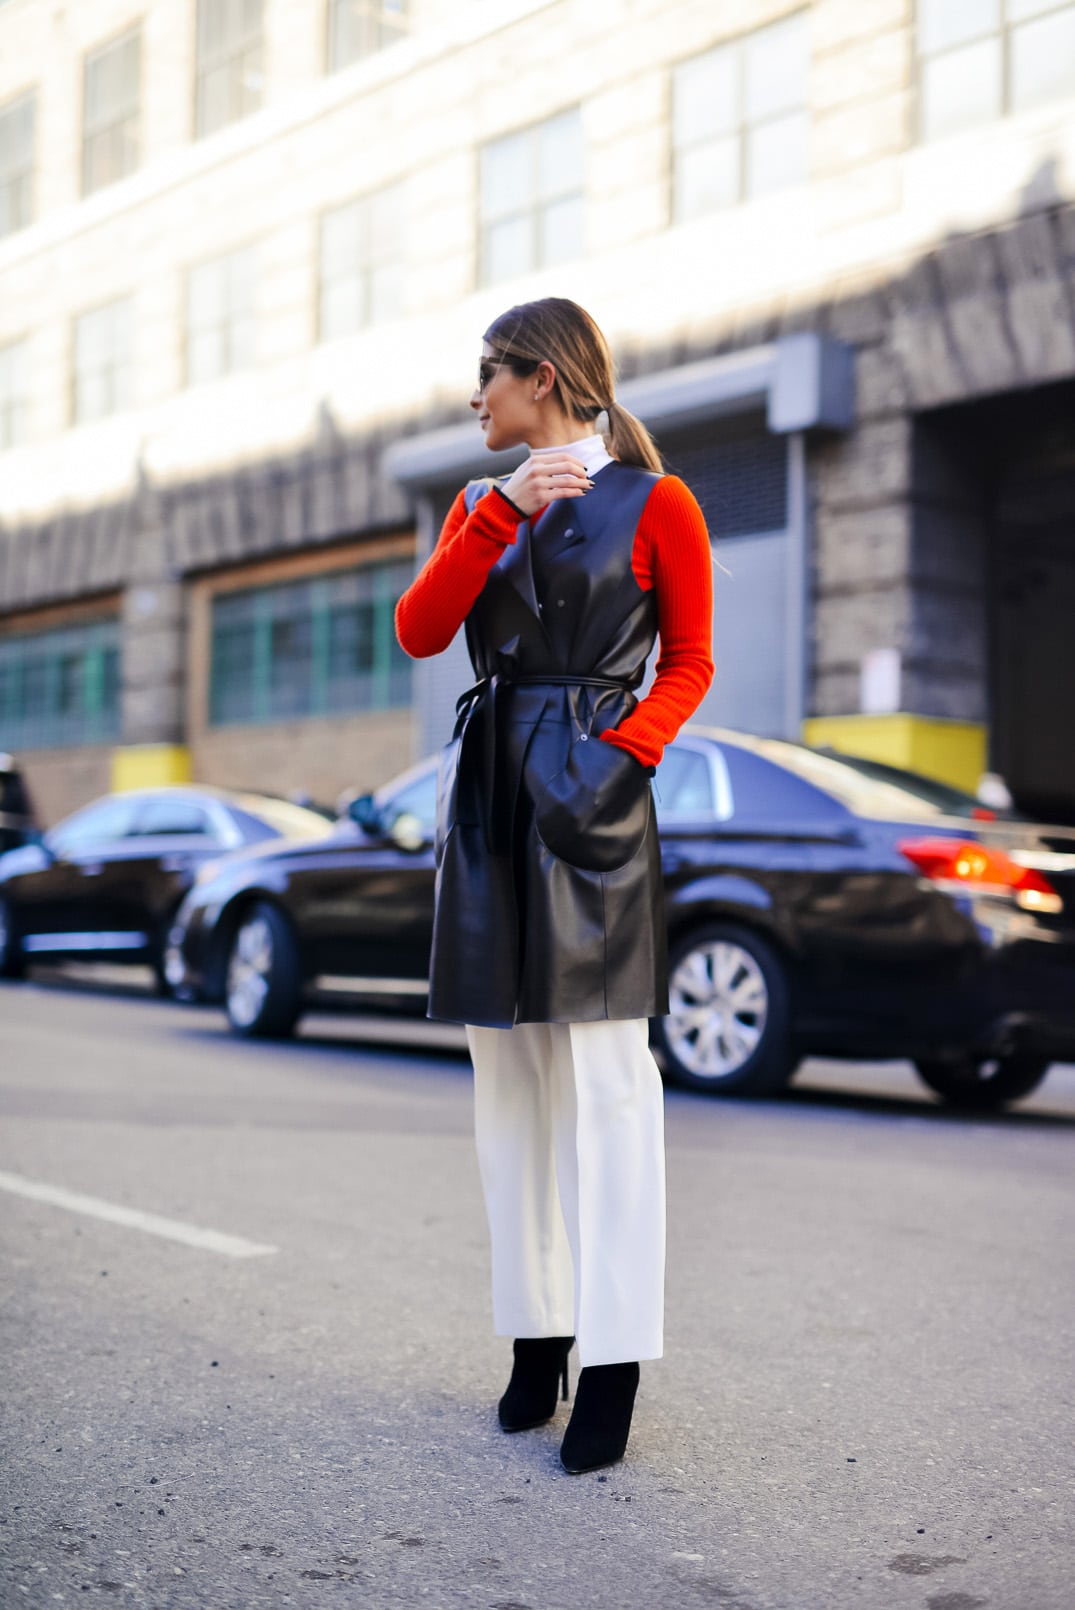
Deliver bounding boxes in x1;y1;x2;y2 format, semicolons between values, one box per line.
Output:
1;0;1074;825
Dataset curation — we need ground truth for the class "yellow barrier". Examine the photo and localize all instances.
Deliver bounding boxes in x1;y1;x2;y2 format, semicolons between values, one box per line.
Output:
801;715;987;793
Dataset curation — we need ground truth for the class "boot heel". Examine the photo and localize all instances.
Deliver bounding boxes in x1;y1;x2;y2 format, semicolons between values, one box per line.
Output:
561;1359;570;1402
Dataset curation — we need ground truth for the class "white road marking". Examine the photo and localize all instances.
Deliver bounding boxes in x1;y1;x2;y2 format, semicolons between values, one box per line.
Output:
0;1170;277;1258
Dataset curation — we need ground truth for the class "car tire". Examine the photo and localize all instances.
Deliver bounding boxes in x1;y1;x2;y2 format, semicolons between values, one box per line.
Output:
655;922;794;1096
0;897;26;980
914;1053;1050;1110
224;901;303;1039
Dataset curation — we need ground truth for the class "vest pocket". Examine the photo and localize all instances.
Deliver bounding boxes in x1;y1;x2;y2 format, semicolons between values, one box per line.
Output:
534;735;651;873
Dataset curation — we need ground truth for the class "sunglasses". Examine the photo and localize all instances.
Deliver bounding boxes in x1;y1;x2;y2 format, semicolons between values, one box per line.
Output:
477;355;538;392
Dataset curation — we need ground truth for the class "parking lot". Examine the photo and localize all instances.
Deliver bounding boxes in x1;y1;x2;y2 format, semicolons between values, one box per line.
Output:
2;969;1074;1610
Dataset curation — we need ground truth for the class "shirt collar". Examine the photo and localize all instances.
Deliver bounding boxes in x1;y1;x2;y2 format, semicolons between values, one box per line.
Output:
528;434;613;480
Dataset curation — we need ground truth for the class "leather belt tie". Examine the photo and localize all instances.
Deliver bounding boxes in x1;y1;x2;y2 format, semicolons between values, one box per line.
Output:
452;673;636;852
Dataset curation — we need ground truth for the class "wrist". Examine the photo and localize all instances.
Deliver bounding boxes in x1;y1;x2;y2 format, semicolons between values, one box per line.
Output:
493;484;528;518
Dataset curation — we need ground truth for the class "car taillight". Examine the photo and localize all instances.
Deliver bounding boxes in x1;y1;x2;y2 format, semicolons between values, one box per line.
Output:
898;837;1063;914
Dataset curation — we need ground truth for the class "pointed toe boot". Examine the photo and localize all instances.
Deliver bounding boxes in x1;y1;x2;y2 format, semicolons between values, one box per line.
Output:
559;1362;640;1474
498;1337;575;1432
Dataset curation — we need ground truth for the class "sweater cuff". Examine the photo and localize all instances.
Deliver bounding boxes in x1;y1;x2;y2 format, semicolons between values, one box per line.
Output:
492;484;527;519
600;727;658;775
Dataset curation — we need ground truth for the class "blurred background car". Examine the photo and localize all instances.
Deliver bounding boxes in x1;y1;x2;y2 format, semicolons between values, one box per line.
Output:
169;729;1075;1111
0;754;39;855
0;785;333;994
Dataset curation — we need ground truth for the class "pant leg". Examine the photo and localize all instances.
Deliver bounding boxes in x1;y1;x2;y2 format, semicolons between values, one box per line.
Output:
548;1018;666;1367
467;1021;575;1339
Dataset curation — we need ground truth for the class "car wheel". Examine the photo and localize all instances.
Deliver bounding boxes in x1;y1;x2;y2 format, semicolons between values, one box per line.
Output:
656;922;793;1096
0;897;26;980
224;902;303;1038
914;1053;1050;1111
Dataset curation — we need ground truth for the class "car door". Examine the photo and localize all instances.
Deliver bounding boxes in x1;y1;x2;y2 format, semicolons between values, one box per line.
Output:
12;795;143;959
116;795;235;951
299;767;438;991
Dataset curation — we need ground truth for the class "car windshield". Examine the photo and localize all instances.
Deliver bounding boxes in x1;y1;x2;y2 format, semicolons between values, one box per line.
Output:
234;795;335;839
748;739;998;822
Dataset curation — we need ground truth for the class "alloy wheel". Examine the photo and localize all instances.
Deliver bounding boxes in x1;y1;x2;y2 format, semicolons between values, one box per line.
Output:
665;939;770;1081
226;915;274;1029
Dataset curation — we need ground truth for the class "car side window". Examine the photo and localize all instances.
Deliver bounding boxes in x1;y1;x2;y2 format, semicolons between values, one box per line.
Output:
382;771;437;839
654;745;716;820
131;799;216;839
48;797;141;855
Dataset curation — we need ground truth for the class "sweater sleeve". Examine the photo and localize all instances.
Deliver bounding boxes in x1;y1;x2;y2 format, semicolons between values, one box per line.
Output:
601;475;715;770
395;485;521;658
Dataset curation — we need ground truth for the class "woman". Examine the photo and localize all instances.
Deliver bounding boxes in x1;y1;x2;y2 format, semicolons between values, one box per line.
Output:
395;298;714;1473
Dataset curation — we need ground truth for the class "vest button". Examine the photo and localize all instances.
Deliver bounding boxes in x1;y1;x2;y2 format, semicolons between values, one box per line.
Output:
557;599;565;607
564;528;574;538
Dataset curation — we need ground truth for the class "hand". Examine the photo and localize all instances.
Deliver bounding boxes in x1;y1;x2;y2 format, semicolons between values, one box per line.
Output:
501;454;593;516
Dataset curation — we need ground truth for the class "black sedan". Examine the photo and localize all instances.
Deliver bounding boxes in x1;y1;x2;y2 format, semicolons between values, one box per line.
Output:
0;785;334;991
169;728;1075;1109
1;753;38;855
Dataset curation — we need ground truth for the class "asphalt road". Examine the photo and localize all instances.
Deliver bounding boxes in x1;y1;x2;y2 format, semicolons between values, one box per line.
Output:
2;970;1073;1610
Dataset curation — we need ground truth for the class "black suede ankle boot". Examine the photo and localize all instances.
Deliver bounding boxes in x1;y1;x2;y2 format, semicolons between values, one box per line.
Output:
498;1337;575;1432
559;1362;640;1473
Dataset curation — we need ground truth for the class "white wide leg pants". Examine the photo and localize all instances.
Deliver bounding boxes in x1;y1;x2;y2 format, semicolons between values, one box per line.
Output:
466;1018;666;1368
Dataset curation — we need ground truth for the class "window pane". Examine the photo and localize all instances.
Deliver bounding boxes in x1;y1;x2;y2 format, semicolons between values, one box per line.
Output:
537;107;582;198
481;130;531;219
673;47;738;146
748;110;809;197
920;36;1002;136
369;263;402;323
484;214;533;283
0;620;121;751
134;799;213;837
322;278;365;339
540;194;584;265
675;136;740;221
919;0;1001;53
654;745;714;818
1010;8;1075;109
323;202;365;274
52;796;138;851
209;562;411;726
745;14;809;122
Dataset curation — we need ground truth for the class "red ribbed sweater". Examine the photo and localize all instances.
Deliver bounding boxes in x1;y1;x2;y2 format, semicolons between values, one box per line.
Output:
395;474;715;769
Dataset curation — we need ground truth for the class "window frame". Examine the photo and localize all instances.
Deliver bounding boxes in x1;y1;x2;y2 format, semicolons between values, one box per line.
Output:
478;106;585;287
194;0;265;140
0;616;121;753
915;0;1075;142
669;11;811;225
326;0;409;72
318;182;408;341
0;87;35;239
71;296;135;425
184;243;258;387
0;335;30;450
206;557;415;729
81;23;142;196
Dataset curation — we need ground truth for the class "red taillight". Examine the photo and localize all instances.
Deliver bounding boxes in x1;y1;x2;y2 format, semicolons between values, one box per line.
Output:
899;836;1063;915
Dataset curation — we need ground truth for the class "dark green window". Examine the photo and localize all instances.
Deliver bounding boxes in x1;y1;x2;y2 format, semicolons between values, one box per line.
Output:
208;559;413;727
0;618;120;750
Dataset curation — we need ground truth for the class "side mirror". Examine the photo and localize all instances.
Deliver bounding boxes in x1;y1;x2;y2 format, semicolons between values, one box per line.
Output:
387;811;427;853
347;793;384;835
